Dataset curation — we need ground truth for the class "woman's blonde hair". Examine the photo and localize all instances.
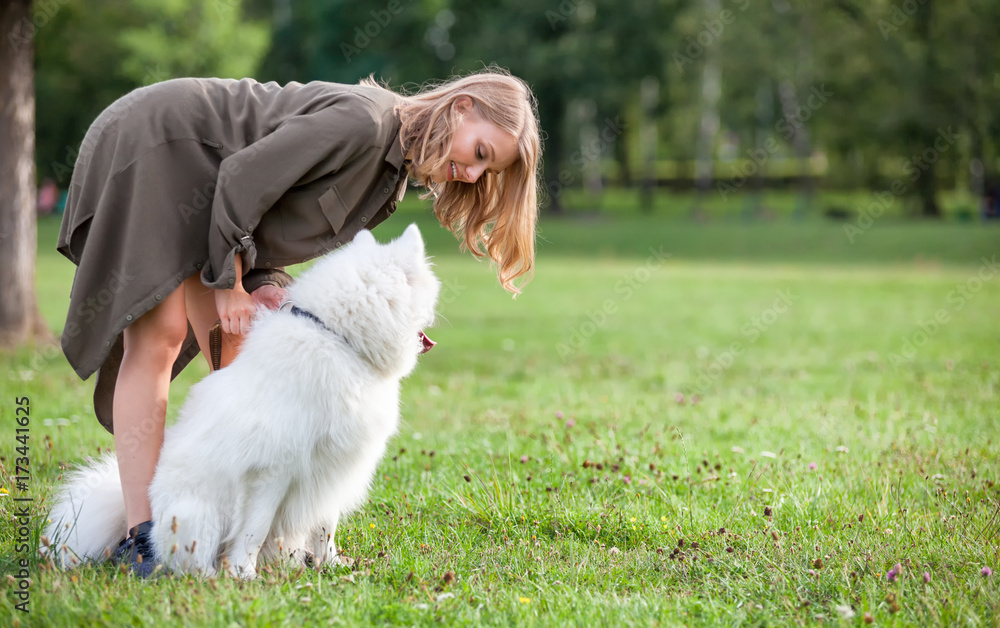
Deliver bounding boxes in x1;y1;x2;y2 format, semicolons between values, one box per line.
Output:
379;68;541;294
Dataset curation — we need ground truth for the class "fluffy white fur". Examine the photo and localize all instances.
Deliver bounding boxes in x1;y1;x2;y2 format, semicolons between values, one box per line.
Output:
44;224;440;577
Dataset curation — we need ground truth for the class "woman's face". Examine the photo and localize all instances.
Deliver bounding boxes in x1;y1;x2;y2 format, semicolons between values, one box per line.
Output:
430;97;519;185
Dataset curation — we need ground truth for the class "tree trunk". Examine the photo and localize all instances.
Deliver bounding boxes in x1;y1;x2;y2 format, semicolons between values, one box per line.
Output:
1;0;53;348
915;0;942;218
692;50;720;215
574;99;603;197
539;87;565;214
788;10;816;218
914;154;942;218
744;79;772;219
613;121;632;188
639;76;658;212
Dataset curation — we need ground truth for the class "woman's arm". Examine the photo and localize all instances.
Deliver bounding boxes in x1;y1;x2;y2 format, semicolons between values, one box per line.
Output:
200;97;380;291
214;252;256;335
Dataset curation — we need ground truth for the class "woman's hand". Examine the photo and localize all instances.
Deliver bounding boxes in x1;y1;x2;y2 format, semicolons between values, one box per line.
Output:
215;286;256;335
250;284;289;311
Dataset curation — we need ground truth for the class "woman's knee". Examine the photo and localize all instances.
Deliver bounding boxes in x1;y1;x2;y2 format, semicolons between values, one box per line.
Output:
123;285;189;360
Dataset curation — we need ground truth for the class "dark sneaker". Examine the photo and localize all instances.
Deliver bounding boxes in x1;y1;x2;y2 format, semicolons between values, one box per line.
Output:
115;521;158;577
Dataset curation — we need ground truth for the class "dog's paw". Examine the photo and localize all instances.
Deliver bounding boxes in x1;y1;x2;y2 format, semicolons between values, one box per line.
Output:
228;563;258;580
290;549;315;568
334;552;354;567
303;548;351;569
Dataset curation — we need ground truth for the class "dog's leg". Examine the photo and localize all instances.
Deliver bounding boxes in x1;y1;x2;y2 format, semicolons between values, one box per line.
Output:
224;475;287;580
310;511;345;567
154;497;225;576
269;531;312;567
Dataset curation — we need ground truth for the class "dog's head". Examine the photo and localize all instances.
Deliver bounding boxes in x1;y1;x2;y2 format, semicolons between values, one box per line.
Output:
288;224;441;376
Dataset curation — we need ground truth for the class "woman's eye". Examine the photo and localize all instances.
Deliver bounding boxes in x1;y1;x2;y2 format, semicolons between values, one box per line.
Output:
477;147;484;160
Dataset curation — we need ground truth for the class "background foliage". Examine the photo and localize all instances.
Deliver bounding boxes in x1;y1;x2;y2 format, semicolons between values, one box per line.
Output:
4;2;999;625
32;0;1000;217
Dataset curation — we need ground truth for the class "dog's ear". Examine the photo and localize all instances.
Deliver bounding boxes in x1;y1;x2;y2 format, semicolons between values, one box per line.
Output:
396;224;425;260
352;229;377;247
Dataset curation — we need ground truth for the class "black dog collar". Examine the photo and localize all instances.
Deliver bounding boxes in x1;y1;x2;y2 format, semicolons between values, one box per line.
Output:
290;305;329;332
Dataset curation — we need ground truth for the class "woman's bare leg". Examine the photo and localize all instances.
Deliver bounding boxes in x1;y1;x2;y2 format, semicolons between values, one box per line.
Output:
114;283;189;531
183;274;243;370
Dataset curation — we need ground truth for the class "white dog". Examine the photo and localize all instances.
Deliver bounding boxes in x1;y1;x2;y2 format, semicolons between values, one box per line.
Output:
45;224;440;578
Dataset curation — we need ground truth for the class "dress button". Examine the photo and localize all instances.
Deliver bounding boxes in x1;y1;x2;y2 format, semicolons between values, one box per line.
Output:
155;294;162;301
196;263;203;270
382;187;389;194
265;261;272;268
126;314;133;321
105;341;111;347
229;278;235;286
360;216;367;223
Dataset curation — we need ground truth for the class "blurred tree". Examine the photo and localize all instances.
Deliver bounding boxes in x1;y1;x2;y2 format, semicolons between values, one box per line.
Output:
254;0;326;83
818;0;1000;216
447;0;683;212
117;0;270;84
36;0;269;183
36;1;145;186
31;0;1000;220
447;0;581;212
668;0;1000;218
1;0;52;348
256;0;446;85
257;0;684;213
691;0;722;217
922;0;1000;210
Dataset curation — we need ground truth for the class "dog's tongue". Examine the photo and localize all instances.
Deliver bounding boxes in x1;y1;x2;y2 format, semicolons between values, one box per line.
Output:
419;331;436;354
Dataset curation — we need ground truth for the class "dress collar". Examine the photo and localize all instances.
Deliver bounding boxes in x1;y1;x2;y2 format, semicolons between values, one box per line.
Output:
384;115;407;171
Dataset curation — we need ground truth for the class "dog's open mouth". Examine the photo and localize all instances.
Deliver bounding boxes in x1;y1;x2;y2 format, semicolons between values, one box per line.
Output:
419;331;436;354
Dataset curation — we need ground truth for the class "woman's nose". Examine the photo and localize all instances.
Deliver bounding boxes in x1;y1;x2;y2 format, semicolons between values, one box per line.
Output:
466;164;485;183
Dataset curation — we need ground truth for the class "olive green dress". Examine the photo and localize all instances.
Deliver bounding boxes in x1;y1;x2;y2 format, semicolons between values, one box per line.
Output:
58;77;410;431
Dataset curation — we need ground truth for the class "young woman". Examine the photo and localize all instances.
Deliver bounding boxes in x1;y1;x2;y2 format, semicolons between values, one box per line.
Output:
57;68;541;574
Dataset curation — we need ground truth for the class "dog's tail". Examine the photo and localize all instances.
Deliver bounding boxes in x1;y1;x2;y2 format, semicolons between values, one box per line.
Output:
42;453;127;567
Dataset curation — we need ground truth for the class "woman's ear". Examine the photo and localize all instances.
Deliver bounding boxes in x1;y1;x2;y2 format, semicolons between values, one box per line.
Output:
452;96;474;116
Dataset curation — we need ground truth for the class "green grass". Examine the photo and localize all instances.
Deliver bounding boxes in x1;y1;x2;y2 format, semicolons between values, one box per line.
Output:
2;192;999;626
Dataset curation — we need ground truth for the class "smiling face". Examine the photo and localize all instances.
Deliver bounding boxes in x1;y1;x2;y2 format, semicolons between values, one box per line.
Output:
429;97;520;185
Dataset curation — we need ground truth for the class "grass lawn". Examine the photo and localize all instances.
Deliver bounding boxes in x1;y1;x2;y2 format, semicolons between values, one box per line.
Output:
2;193;999;626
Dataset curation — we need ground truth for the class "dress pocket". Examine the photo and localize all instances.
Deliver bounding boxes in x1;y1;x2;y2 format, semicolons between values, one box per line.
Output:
317;186;349;234
277;186;349;245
